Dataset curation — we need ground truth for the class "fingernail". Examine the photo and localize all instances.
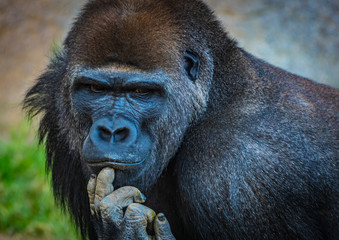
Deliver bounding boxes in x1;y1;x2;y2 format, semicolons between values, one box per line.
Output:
141;193;147;201
158;213;166;222
90;174;96;179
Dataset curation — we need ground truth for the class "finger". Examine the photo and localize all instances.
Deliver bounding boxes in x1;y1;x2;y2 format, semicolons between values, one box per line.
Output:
87;174;97;215
99;186;146;225
124;203;156;236
102;186;146;208
94;168;115;212
154;213;175;240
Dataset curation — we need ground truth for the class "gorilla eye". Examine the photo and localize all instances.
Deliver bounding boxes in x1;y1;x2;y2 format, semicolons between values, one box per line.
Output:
90;84;105;93
133;88;155;95
135;88;148;94
184;49;200;82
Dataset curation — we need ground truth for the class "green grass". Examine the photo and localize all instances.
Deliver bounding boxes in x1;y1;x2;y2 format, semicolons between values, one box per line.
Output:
0;122;78;239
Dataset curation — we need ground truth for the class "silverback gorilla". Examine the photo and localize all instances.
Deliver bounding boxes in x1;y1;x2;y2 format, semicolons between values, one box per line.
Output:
24;0;339;239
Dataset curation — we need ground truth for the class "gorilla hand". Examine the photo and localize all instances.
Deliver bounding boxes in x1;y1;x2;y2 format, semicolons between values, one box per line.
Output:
87;167;175;240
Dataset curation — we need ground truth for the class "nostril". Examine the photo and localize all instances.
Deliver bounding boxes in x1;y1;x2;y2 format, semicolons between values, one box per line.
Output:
98;126;112;142
113;127;130;142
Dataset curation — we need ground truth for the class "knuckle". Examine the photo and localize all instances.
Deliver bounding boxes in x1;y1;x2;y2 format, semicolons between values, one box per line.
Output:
98;199;123;225
126;202;140;212
99;199;108;211
125;203;143;220
95;188;105;198
99;199;112;216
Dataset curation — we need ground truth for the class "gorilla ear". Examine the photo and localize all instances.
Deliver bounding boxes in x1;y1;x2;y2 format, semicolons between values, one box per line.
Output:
184;49;200;82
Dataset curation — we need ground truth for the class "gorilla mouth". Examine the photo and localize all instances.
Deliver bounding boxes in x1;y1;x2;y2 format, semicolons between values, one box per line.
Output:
87;151;151;171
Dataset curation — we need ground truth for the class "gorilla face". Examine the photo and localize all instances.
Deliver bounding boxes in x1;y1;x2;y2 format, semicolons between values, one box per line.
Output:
71;68;165;183
74;70;164;167
69;51;206;191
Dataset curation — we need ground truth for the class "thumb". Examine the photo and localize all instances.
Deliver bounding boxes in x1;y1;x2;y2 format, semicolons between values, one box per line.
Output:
154;213;175;240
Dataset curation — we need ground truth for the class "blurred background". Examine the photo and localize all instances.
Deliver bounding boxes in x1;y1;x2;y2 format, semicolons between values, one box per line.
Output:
0;0;338;239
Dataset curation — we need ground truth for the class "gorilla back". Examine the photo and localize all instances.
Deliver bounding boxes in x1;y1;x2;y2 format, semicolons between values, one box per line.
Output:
24;0;339;239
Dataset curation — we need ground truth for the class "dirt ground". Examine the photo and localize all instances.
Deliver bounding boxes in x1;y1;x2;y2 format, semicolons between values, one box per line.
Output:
0;0;338;137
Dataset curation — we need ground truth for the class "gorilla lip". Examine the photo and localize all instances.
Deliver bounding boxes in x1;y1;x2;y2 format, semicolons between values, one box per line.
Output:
87;151;150;170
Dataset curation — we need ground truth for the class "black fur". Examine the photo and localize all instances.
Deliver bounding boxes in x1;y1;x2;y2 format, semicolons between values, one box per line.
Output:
24;0;339;239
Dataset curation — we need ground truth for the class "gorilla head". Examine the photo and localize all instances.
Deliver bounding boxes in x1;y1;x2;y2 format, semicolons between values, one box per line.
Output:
61;0;218;191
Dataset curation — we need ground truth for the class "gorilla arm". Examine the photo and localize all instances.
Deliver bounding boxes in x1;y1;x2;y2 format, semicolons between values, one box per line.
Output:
87;168;175;240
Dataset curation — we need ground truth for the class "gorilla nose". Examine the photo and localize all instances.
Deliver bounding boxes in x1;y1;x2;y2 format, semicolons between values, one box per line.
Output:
113;127;130;142
97;125;130;142
93;118;137;145
82;116;152;167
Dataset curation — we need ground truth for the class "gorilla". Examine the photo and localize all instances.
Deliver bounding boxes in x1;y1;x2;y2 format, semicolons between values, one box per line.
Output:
24;0;339;239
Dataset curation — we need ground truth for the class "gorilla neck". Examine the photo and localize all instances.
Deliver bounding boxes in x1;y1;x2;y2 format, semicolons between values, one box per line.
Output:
207;47;252;113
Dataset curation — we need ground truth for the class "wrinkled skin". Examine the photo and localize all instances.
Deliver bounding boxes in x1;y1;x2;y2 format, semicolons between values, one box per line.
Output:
87;168;175;240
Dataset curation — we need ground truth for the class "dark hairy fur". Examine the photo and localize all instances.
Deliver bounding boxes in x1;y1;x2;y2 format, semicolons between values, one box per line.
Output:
24;0;339;239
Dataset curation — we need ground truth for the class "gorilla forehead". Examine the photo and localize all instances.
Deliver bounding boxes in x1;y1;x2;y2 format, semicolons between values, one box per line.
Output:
66;0;183;69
